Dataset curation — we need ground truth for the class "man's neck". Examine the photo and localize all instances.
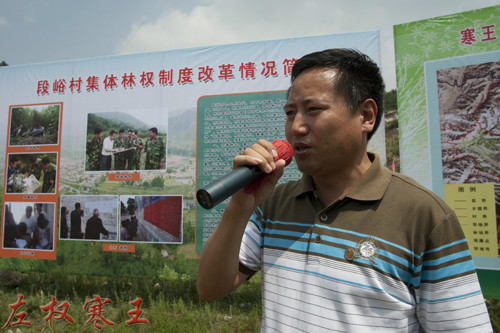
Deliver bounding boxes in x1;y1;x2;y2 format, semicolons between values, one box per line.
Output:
312;153;373;206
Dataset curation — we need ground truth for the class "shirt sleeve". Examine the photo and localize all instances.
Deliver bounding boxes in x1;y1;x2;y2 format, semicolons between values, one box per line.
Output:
239;211;263;275
415;212;492;332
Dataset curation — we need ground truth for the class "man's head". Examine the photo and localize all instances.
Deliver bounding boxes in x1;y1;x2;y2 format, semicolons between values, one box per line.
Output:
9;156;20;168
25;205;33;217
109;130;117;140
119;128;125;139
41;157;50;169
75;202;81;210
290;49;384;141
95;127;103;139
149;127;158;139
93;208;99;216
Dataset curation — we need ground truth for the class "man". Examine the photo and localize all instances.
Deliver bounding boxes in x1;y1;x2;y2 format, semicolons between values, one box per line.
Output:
6;156;20;192
101;130;119;170
29;156;42;180
70;203;84;239
86;127;103;171
40;157;56;193
197;49;492;332
113;129;128;170
85;209;109;240
144;127;165;170
126;129;134;170
130;130;143;170
19;206;37;237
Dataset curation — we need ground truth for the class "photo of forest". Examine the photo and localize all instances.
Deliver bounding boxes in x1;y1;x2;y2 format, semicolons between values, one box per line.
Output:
8;104;61;146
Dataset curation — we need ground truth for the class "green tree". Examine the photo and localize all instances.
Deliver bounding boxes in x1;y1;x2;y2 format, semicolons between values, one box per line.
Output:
151;176;164;188
0;61;8;66
384;89;397;110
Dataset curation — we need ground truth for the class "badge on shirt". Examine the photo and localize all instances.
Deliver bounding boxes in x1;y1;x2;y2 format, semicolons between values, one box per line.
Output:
344;236;379;264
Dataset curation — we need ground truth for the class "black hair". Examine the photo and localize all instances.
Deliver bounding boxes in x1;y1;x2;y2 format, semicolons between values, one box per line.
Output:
291;48;385;141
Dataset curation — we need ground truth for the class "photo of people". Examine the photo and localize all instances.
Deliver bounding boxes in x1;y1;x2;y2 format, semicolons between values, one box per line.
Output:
8;103;61;146
59;195;118;241
119;195;182;244
2;202;55;251
5;153;57;194
85;112;166;172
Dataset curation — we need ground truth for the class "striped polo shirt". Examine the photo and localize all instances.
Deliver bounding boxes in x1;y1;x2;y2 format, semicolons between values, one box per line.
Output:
239;154;492;333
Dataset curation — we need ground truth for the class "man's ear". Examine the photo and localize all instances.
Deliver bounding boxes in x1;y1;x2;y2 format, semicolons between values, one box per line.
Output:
359;98;378;134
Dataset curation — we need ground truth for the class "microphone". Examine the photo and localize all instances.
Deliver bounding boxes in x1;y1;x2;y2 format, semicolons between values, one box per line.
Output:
197;140;294;209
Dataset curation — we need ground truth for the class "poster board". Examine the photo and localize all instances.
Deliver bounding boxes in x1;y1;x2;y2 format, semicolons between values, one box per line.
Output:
0;31;384;277
394;6;500;298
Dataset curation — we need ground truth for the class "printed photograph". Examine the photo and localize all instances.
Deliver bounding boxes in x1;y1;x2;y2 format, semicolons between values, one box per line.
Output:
85;112;167;172
59;195;119;241
8;103;61;146
119;195;182;244
5;153;57;194
2;202;56;251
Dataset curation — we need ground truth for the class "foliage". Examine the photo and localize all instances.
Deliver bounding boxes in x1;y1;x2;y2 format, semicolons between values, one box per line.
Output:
87;113;153;137
0;60;7;66
487;299;500;332
11;105;60;131
384;89;397;111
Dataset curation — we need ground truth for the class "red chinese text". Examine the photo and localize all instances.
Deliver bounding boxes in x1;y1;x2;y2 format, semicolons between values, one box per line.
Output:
83;295;115;329
35;57;298;95
2;294;32;329
40;296;75;328
126;298;149;325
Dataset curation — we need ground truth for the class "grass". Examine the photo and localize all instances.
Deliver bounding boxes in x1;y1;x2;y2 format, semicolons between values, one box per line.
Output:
0;271;262;332
1;271;499;332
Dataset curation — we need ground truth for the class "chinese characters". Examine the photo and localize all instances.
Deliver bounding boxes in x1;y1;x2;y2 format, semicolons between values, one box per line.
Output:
36;58;297;95
2;295;148;329
460;24;497;45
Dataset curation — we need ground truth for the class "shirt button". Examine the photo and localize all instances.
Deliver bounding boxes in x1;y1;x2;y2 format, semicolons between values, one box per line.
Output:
315;235;322;243
320;214;328;222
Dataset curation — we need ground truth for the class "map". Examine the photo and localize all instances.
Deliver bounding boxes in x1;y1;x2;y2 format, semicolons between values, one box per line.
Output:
437;60;500;246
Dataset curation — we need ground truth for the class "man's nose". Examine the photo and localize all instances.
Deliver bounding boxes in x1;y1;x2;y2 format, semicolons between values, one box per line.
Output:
290;112;308;135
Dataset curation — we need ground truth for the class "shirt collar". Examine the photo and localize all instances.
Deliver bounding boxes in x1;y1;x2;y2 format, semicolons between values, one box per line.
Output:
291;153;391;201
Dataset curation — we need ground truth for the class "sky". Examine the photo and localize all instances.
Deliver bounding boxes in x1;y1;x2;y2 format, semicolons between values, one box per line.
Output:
0;0;498;91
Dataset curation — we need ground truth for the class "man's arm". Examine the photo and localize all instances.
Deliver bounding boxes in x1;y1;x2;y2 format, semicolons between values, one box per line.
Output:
197;140;285;301
196;199;253;300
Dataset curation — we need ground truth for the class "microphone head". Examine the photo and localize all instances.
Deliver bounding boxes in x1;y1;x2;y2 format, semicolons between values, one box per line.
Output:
271;140;294;166
243;140;294;194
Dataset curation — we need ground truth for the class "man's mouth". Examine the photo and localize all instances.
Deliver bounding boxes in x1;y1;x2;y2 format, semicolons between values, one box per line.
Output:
293;142;311;154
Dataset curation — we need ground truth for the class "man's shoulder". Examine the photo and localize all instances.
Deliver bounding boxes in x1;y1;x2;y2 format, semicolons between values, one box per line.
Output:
388;171;454;214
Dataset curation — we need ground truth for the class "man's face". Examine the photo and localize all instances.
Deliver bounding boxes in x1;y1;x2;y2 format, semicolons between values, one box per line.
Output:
128;131;133;138
284;68;366;179
119;132;125;139
41;162;49;170
110;133;116;141
96;132;103;140
149;130;156;139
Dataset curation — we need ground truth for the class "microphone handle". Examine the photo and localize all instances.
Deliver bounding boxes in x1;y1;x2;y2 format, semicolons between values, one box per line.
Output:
197;165;262;209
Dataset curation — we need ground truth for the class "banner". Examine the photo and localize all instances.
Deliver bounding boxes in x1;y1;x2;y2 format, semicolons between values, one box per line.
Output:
394;6;500;298
0;32;383;276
